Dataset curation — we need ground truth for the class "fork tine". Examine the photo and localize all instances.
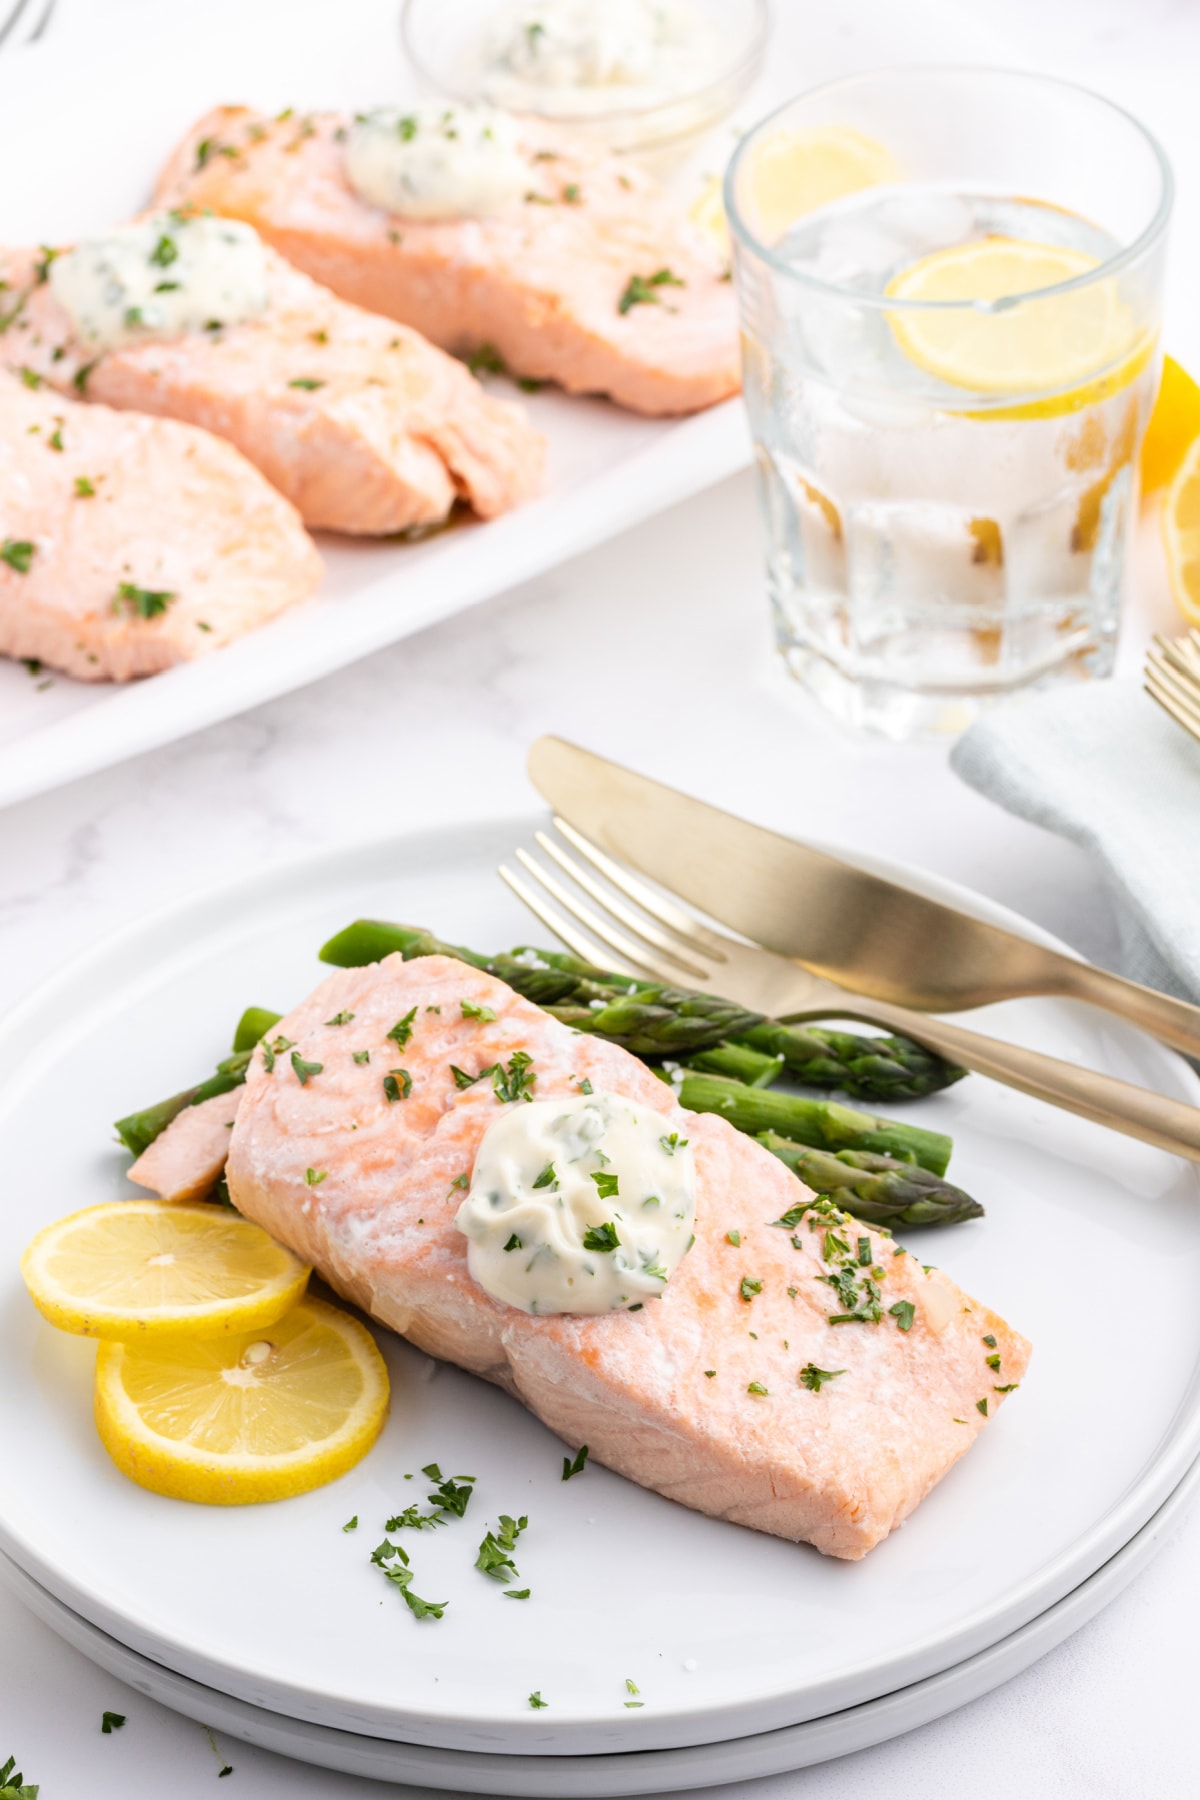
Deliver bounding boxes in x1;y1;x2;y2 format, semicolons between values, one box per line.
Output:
550;817;731;959
1147;648;1200;725
497;863;643;978
1146;668;1200;743
510;849;706;983
532;830;712;977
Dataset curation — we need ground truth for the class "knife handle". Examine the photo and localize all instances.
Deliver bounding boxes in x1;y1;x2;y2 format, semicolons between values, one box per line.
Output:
1046;960;1200;1061
858;998;1200;1162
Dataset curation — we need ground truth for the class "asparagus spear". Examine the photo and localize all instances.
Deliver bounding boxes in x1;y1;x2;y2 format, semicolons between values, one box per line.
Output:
669;1070;952;1175
113;1008;280;1157
318;920;966;1100
755;1133;982;1228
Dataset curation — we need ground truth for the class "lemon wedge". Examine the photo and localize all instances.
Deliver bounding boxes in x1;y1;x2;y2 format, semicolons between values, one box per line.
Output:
1163;433;1200;625
21;1200;310;1341
886;236;1139;401
739;125;895;246
94;1295;390;1504
1141;355;1200;495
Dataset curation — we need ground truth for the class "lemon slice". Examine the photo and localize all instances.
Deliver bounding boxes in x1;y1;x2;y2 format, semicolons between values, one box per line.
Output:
94;1295;390;1504
886;236;1137;400
1141;355;1200;495
690;173;730;257
21;1200;310;1341
740;125;896;245
1163;433;1200;625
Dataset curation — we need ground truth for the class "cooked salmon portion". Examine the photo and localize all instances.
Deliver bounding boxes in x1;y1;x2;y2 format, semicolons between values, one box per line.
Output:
0;246;543;534
225;953;1030;1560
154;107;740;417
0;376;321;681
128;1090;244;1203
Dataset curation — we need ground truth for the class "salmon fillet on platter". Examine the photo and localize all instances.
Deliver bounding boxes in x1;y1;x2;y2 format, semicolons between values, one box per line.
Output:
153;106;740;417
0;237;543;535
0;375;321;681
213;951;1031;1561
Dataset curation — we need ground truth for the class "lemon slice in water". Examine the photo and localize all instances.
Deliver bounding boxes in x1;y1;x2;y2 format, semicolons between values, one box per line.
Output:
886;236;1141;404
723;125;896;249
94;1296;390;1504
21;1200;310;1341
1163;433;1200;625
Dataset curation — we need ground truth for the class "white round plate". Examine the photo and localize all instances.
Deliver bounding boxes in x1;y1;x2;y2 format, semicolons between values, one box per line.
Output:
4;1456;1197;1796
0;817;1198;1757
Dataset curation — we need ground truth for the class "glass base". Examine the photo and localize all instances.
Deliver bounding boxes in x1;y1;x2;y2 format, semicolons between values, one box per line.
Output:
774;625;1118;741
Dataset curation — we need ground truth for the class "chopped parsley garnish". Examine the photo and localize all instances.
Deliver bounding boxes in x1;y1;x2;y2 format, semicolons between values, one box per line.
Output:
467;342;507;377
590;1170;619;1200
424;1464;476;1517
388;1008;418;1047
492;1050;535;1102
982;1334;997;1348
726;1229;741;1247
353;1049;371;1064
451;1064;479;1089
528;1691;548;1710
561;1444;589;1481
747;1381;768;1396
505;1588;530;1599
17;366;43;389
994;1383;1020;1394
383;1069;412;1102
195;136;218;168
74;475;96;497
787;1285;798;1299
461;1000;497;1021
304;1167;327;1186
563;183;582;203
823;1229;850;1262
704;1369;716;1378
371;1539;447;1620
0;539;35;574
113;581;175;619
476;1512;527;1582
503;1233;523;1252
343;1516;358;1532
618;268;685;315
739;1276;762;1302
985;1353;1001;1371
799;1363;845;1393
532;1163;558;1189
582;1221;619;1252
577;1076;593;1094
325;1009;355;1026
449;1172;470;1192
976;1397;989;1416
396;114;419;141
73;358;98;392
288;376;325;390
149;233;179;268
101;1712;126;1733
857;1237;872;1266
889;1301;916;1332
290;1051;323;1085
660;1132;688;1155
260;1033;295;1072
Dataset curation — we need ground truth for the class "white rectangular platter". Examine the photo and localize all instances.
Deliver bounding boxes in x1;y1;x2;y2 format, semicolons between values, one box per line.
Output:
0;0;1007;810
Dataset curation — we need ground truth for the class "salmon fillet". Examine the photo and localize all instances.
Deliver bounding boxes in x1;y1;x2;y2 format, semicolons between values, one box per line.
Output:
0;375;321;681
128;1090;244;1203
153;107;740;417
225;953;1031;1560
0;245;544;534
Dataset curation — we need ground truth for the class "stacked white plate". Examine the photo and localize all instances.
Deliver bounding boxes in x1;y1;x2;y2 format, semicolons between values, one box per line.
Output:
1;819;1199;1794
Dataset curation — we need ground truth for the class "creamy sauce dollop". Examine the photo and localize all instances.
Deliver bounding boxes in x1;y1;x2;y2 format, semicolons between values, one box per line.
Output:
480;0;725;118
49;214;269;354
344;102;529;220
455;1091;696;1315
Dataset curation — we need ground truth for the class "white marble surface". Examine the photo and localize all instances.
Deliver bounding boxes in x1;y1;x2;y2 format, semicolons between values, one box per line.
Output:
3;0;1200;1794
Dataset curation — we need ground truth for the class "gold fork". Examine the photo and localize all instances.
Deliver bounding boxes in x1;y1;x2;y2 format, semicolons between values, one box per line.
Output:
1145;629;1200;745
499;819;1200;1161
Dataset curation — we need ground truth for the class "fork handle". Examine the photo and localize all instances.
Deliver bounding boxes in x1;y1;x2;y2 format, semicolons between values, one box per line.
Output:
825;996;1200;1162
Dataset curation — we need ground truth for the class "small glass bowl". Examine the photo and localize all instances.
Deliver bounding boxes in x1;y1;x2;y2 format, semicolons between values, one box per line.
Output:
399;0;771;172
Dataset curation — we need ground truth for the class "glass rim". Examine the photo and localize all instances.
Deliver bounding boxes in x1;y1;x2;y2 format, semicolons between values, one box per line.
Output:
399;0;774;132
724;64;1175;311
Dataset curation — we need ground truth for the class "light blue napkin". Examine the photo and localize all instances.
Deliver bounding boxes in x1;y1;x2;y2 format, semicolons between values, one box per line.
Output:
951;680;1200;1001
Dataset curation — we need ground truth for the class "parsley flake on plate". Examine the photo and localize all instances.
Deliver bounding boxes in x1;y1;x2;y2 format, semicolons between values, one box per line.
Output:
100;1712;126;1734
562;1444;589;1481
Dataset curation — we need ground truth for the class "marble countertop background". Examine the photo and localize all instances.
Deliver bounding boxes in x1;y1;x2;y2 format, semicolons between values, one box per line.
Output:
3;1;1198;1795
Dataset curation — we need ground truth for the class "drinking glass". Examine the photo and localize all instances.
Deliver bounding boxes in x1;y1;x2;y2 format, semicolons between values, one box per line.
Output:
726;69;1173;737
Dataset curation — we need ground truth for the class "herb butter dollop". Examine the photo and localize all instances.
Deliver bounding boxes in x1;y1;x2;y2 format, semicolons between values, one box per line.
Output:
344;103;529;221
480;0;725;118
455;1091;696;1315
49;213;269;354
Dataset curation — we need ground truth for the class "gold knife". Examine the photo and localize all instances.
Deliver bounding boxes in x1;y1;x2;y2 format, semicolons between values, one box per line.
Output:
527;735;1200;1059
